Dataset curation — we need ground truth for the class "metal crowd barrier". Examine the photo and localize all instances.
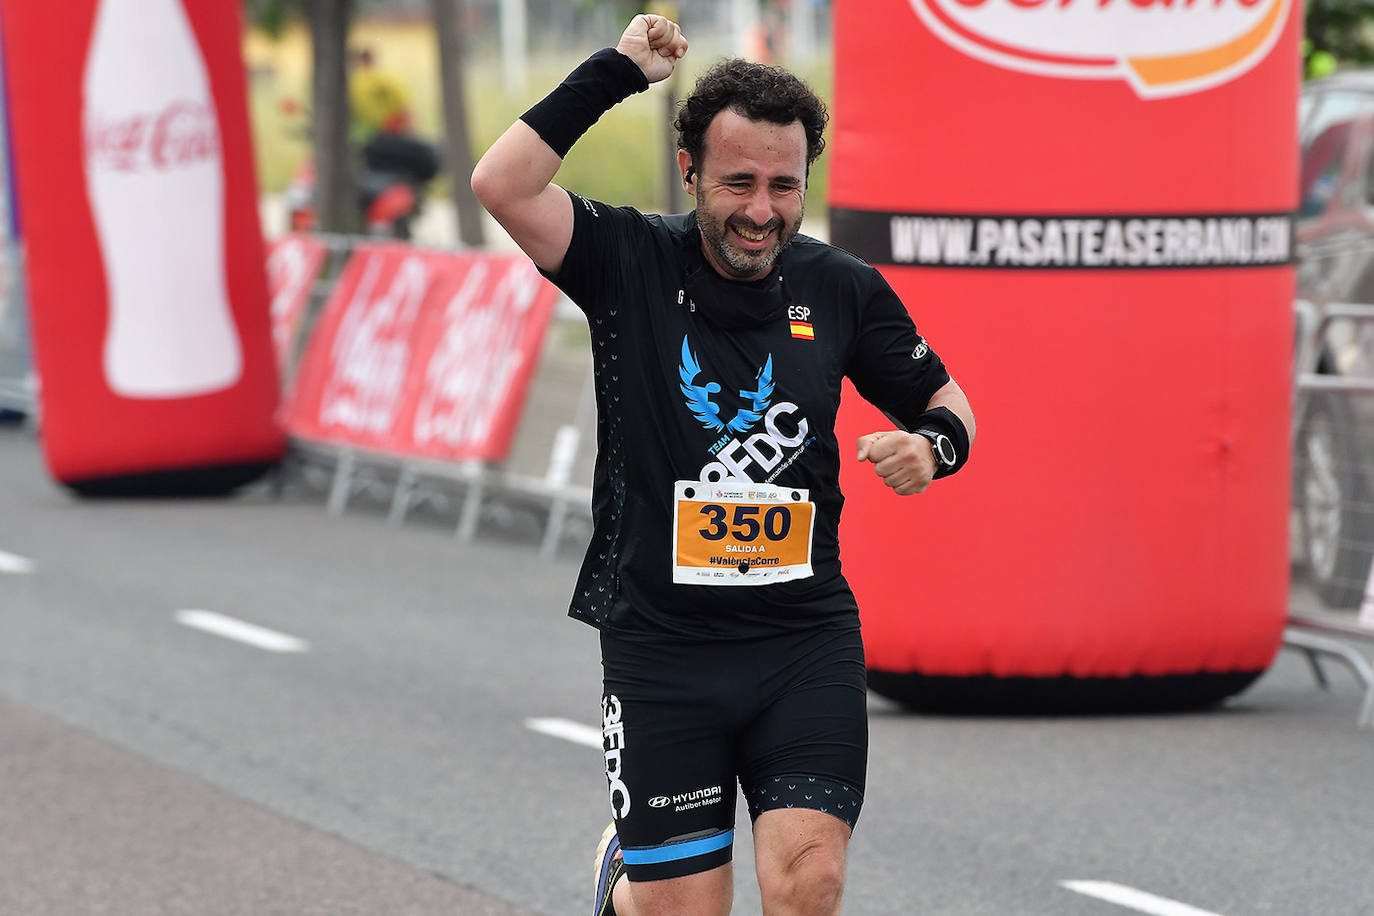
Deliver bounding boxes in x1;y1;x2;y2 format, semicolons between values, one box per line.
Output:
0;244;35;419
1;225;596;556
286;353;595;560
278;231;356;385
1287;299;1374;729
0;377;34;416
277;232;596;558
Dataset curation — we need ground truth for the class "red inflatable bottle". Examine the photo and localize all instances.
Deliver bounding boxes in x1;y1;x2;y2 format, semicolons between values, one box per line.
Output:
829;0;1299;710
1;0;284;494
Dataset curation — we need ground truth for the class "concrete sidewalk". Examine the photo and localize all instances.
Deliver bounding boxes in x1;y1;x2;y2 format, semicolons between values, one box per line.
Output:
0;697;538;916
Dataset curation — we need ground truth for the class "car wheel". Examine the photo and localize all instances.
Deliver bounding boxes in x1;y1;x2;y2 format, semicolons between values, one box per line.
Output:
1297;393;1374;608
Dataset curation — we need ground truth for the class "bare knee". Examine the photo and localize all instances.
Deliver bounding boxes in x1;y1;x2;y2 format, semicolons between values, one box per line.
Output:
754;811;849;915
762;836;845;898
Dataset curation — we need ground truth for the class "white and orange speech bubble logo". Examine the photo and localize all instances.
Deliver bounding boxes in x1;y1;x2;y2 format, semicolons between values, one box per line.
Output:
910;0;1291;99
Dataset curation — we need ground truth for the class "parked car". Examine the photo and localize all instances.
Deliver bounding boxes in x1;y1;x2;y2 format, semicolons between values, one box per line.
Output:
1294;72;1374;608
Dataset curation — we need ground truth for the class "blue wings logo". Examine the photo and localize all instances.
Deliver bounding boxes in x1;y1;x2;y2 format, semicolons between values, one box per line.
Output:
678;336;773;436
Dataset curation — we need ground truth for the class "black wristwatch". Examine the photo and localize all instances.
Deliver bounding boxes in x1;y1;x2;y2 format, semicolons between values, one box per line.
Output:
915;428;957;474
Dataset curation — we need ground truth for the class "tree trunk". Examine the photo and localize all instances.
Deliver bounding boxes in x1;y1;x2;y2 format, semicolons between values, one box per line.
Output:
652;2;682;215
433;0;486;247
306;0;355;234
662;66;682;214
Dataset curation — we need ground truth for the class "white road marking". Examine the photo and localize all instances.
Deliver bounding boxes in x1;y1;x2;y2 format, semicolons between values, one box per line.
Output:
1061;880;1224;916
0;550;35;574
174;610;309;654
525;717;602;748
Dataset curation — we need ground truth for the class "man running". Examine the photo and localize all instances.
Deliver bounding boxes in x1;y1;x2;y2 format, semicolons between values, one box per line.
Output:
471;14;974;916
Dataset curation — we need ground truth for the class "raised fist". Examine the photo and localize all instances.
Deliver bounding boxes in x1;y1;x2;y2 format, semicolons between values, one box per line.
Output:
616;14;687;84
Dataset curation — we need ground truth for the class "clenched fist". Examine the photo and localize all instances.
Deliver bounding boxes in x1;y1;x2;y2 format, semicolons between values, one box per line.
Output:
616;14;688;84
856;430;936;496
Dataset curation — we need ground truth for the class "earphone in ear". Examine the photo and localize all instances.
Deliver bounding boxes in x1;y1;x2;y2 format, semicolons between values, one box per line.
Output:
685;166;696;184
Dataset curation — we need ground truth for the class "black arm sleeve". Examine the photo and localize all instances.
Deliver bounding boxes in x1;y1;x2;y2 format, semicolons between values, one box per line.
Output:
519;49;648;159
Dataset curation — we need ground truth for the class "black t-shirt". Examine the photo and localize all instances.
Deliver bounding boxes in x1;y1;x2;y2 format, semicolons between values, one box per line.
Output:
544;191;950;640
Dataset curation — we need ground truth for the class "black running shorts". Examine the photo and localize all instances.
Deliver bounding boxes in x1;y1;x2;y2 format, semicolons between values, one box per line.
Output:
599;624;868;882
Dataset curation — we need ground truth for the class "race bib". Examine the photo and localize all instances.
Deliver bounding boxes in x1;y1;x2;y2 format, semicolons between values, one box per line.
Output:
672;480;815;586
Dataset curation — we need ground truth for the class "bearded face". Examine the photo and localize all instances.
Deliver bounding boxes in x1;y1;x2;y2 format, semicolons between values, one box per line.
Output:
695;184;804;280
689;110;808;282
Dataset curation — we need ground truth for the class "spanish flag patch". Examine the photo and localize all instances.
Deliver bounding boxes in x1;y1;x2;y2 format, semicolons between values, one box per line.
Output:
789;321;814;340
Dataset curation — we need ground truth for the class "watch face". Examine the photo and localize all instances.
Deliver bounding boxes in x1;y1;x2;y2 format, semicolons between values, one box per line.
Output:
933;434;956;467
918;429;956;467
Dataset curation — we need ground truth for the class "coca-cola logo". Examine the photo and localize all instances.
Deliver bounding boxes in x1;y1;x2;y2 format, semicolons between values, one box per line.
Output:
910;0;1291;98
85;100;220;171
319;254;429;436
413;260;542;452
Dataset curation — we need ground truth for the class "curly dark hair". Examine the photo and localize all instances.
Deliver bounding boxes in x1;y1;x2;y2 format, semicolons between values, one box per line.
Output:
675;59;829;177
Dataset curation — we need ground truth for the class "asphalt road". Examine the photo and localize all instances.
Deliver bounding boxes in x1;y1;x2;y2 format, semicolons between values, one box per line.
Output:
3;425;1373;915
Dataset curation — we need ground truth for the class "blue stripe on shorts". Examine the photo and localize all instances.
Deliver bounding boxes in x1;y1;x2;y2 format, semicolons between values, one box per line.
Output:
621;829;734;866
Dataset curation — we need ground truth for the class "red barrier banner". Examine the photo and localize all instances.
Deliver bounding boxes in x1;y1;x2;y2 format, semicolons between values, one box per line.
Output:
0;0;284;491
285;246;558;464
266;234;327;377
830;0;1298;710
285;243;434;450
398;253;559;463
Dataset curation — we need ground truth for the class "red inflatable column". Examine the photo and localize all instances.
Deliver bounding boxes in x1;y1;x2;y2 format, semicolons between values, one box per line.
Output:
0;0;284;493
830;0;1298;710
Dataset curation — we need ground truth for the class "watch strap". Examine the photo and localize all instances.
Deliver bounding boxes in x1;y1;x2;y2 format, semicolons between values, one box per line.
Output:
910;406;968;478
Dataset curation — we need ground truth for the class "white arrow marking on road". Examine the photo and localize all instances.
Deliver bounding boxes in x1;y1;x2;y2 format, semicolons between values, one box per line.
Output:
525;717;602;748
0;550;36;574
1060;880;1224;916
175;610;309;654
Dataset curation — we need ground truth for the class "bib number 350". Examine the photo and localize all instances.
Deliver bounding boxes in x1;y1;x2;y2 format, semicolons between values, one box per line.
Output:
672;480;815;586
696;504;792;542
